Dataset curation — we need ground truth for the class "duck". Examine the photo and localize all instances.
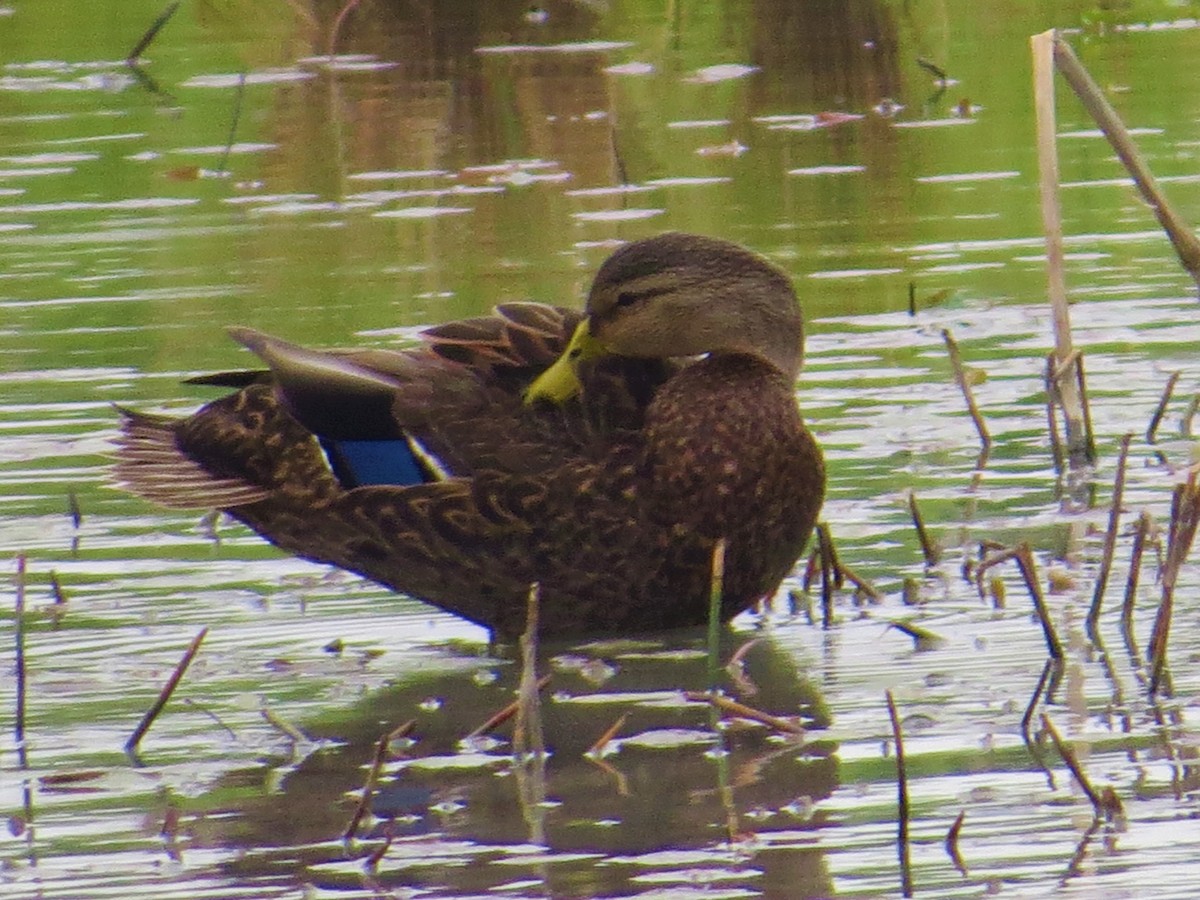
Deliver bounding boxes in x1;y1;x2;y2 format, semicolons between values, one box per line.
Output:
113;232;825;640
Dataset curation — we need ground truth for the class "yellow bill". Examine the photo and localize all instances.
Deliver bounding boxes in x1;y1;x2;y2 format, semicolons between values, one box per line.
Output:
524;319;607;404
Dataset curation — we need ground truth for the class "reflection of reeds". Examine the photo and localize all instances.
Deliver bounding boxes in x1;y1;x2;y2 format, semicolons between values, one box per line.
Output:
1146;372;1181;447
1041;713;1103;817
885;690;914;898
1087;433;1132;635
14;554;27;769
125;627;208;756
127;1;180;64
1022;659;1060;789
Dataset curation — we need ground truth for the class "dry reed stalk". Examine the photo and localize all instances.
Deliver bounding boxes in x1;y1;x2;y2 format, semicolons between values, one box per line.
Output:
1022;658;1060;790
1043;355;1066;473
1032;30;1090;466
1051;34;1200;287
66;491;81;529
816;524;836;628
125;627;208;755
1087;433;1133;634
886;691;914;898
585;714;628;757
514;584;545;761
945;810;968;876
942;329;992;466
127;1;180;64
260;705;308;744
840;563;883;604
1149;473;1200;696
1147;372;1181;445
1120;510;1152;638
1181;393;1200;438
465;674;553;739
976;544;1063;659
1041;713;1103;817
683;691;804;736
216;73;247;176
343;720;417;842
707;539;727;689
908;492;941;566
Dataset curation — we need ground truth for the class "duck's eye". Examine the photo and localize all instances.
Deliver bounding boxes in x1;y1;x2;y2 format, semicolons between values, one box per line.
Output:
567;347;582;360
615;291;638;308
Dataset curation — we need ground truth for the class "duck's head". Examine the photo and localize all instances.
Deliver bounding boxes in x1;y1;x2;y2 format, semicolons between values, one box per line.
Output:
525;232;803;404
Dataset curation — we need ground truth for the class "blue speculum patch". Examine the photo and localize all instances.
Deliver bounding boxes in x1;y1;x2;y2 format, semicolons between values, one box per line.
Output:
320;437;427;487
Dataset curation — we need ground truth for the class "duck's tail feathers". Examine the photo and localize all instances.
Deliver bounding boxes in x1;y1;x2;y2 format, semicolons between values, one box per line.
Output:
111;406;271;509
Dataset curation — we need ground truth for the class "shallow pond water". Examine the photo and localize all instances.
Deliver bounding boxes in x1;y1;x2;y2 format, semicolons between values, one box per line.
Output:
3;1;1200;897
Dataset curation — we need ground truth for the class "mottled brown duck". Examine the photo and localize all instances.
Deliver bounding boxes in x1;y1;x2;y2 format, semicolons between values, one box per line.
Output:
113;233;825;640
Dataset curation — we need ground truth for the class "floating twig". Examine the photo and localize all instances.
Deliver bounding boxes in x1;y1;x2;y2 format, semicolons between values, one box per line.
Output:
1041;713;1102;817
888;620;947;652
683;691;804;736
344;720;417;842
942;329;991;467
126;627;208;755
886;691;913;898
14;554;27;769
1087;433;1132;635
127;1;181;65
1147;372;1181;446
945;810;967;876
908;492;941;567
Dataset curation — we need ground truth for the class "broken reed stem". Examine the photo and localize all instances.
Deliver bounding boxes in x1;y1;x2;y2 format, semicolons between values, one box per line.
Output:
908;492;941;567
1150;473;1200;697
127;0;181;64
683;691;805;736
817;523;835;629
1051;33;1200;288
1072;354;1098;464
707;539;727;690
942;329;992;467
1043;354;1066;473
1120;510;1151;637
465;674;552;739
886;690;914;898
585;714;627;757
1022;658;1060;789
125;627;208;755
840;563;883;603
1032;30;1091;467
260;704;309;743
1041;713;1103;817
1147;372;1181;445
514;584;545;759
1181;393;1200;439
14;554;27;768
945;810;968;876
1087;433;1133;633
977;544;1063;659
343;720;417;842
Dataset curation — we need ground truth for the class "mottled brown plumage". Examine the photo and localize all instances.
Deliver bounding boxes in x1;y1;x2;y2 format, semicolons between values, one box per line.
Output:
112;233;825;640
